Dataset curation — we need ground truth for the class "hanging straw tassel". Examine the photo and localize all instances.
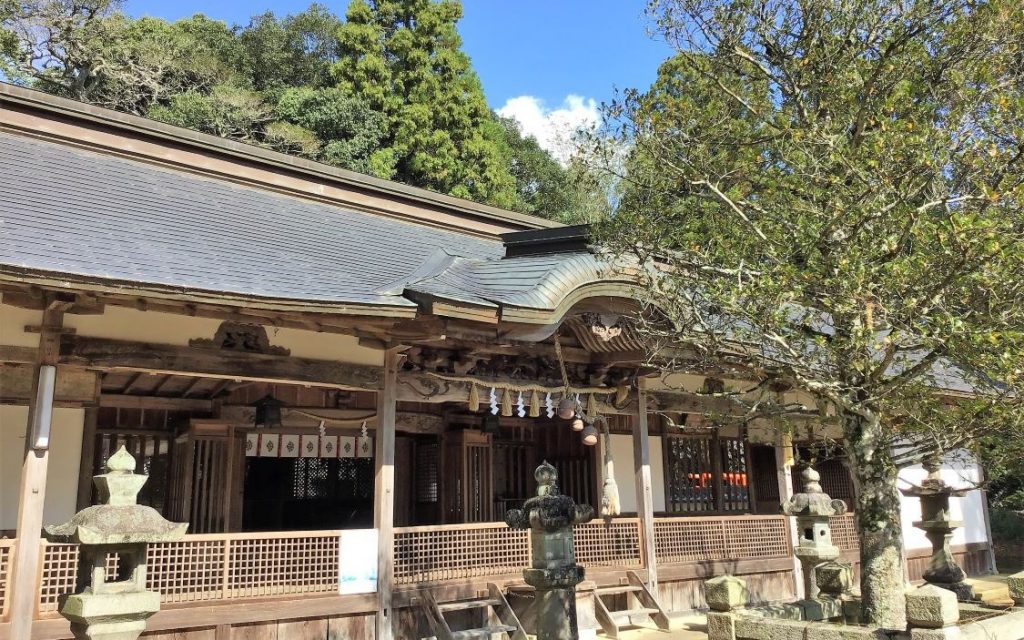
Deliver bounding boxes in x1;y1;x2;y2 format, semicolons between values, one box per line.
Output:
501;388;514;417
468;384;480;413
587;393;598;417
600;419;621;516
529;390;541;418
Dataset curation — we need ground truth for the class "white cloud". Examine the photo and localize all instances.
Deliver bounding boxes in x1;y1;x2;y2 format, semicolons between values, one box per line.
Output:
497;94;600;165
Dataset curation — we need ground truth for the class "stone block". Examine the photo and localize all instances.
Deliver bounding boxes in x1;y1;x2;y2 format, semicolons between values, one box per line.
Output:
816;562;854;596
841;598;861;625
804;622;892;640
796;597;844;621
706;575;749;612
910;628;962;640
906;584;959;629
1007;571;1024;605
734;617;806;640
708;612;737;640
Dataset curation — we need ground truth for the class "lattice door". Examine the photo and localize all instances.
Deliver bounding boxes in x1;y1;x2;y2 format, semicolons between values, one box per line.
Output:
166;429;233;533
443;430;493;523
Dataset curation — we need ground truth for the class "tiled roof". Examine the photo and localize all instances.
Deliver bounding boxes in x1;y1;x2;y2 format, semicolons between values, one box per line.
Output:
0;132;503;309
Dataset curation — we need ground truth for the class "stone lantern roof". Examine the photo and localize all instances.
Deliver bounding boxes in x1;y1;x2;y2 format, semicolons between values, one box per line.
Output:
782;468;848;518
45;446;187;545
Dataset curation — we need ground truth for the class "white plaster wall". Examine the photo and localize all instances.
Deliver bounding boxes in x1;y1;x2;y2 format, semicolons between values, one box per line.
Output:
0;299;44;347
0;406;84;530
608;433;666;513
898;452;988;550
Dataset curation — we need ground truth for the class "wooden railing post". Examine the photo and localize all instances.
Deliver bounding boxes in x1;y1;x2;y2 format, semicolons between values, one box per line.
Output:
633;383;658;590
222;538;231;599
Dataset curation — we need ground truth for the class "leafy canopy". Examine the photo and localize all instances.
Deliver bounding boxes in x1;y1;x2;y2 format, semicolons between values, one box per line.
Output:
598;0;1024;625
1;0;605;220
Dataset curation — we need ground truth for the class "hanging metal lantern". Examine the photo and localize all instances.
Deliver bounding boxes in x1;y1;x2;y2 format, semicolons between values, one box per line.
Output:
253;394;285;429
570;416;585;431
581;422;599;446
557;397;576;420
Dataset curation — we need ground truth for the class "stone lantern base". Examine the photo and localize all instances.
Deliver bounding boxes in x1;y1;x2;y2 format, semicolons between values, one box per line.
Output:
61;590;160;640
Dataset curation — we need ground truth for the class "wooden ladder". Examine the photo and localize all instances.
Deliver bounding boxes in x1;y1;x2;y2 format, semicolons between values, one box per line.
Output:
594;571;671;639
421;583;528;640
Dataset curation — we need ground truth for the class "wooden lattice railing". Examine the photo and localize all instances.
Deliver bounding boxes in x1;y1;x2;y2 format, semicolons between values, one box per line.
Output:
654;515;791;564
393;522;530;585
574;518;644;568
24;514;804;617
830;513;859;552
0;539;13;622
37;530;342;617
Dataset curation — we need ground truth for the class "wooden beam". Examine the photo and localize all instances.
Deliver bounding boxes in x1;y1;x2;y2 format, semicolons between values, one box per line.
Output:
59;335;383;391
0;345;36;363
9;303;65;640
99;394;214;412
633;381;658;592
374;347;403;640
0;363;99;405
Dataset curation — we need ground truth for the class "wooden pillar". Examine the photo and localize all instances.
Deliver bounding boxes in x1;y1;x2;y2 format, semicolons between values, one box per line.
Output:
775;431;804;599
76;407;98;510
10;303;65;640
633;382;658;591
374;347;402;640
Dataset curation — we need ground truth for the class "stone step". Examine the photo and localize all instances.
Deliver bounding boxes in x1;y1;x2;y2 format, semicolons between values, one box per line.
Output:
595;585;643;596
437;598;503;612
449;625;517;640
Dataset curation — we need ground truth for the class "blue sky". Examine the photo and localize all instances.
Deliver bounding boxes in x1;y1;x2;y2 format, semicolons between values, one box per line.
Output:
124;1;674;157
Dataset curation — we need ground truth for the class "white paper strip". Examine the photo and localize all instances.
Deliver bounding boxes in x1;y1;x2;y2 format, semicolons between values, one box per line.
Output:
245;433;260;457
300;434;319;458
356;435;373;458
259;433;279;457
279;434;300;458
339;435;356;458
320;435;339;458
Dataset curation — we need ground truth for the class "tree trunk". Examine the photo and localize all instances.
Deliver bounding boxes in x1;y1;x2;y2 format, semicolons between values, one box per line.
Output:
846;412;907;629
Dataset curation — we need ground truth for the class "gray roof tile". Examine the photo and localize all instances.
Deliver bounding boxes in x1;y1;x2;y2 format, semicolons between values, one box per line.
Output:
0;133;503;307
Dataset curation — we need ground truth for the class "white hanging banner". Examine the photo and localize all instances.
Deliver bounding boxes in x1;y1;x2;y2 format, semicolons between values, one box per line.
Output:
258;433;279;457
339;436;356;458
300;434;319;458
320;435;339;458
245;433;260;457
356;436;373;458
280;434;300;458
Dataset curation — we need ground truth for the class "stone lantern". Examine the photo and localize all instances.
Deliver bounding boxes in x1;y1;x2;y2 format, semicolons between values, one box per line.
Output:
45;446;188;640
506;461;594;640
900;456;972;601
782;467;848;601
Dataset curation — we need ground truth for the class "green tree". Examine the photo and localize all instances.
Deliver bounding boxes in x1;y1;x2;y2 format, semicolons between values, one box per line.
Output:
498;116;613;223
599;0;1024;627
2;1;592;219
334;0;518;206
238;5;341;94
1;2;239;113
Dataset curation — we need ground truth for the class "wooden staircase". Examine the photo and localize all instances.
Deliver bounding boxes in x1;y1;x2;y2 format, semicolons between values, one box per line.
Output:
594;571;671;639
421;583;528;640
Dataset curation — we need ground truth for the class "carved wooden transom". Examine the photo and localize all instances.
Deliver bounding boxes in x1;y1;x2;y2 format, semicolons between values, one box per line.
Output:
189;322;290;356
